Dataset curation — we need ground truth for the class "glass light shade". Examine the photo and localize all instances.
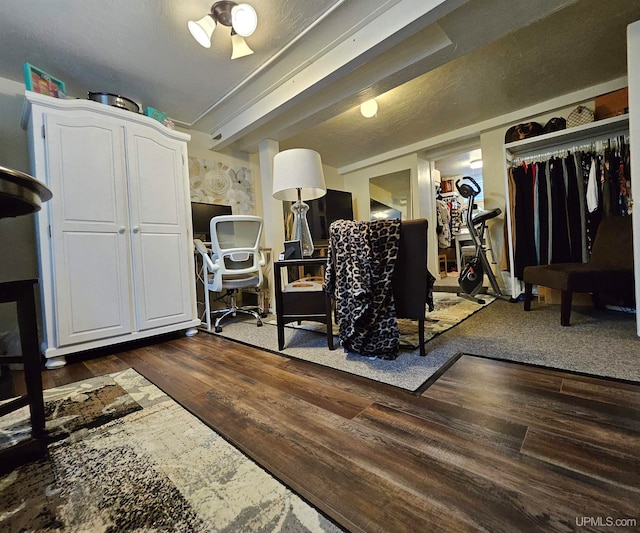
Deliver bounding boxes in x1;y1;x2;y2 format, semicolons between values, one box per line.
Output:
231;4;258;37
231;33;254;59
188;14;216;48
470;159;483;169
360;99;378;118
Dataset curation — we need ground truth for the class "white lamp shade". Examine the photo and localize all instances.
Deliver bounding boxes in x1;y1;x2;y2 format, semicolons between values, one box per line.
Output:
272;149;327;201
231;4;258;37
188;14;216;48
231;33;254;59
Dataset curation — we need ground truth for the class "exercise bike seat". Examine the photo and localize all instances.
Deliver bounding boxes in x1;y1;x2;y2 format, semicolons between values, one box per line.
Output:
472;207;501;225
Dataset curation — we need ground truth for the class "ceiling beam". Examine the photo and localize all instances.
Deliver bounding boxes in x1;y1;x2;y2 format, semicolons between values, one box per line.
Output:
207;0;466;151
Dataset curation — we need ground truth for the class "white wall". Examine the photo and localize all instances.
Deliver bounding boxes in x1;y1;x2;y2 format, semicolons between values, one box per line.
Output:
182;132;345;311
0;77;38;283
341;153;440;274
0;78;40;334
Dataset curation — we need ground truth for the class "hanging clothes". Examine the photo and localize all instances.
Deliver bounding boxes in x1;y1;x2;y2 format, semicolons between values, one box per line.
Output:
512;162;537;278
536;161;551;265
508;136;631;280
564;154;583;263
549;157;572;264
436;197;451;248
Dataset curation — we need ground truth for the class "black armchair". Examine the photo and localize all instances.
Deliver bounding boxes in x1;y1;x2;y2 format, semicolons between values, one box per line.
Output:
523;216;634;326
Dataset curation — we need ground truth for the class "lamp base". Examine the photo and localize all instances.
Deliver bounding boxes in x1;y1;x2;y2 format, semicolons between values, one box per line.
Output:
290;200;314;257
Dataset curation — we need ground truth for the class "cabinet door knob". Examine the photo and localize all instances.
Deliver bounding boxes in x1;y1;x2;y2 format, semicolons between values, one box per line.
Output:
118;227;126;234
133;226;140;234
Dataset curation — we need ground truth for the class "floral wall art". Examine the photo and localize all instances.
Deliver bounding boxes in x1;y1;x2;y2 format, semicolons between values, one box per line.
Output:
188;156;255;214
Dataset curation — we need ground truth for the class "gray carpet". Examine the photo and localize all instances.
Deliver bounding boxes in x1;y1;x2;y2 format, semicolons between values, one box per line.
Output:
426;299;640;382
211;299;640;389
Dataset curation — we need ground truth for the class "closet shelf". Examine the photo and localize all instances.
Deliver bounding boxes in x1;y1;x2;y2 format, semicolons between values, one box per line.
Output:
505;114;629;156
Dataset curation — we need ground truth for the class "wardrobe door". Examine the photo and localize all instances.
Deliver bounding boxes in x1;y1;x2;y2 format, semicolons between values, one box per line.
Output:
125;124;193;331
45;113;133;346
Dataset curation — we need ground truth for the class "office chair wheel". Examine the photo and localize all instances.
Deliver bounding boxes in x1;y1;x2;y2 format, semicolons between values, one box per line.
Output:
214;326;222;333
257;320;263;327
260;312;267;318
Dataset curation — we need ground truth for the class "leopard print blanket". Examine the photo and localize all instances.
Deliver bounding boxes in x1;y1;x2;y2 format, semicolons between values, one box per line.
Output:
324;219;401;359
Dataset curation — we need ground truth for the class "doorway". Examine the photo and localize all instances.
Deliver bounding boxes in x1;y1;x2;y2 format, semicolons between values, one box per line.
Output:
433;148;483;276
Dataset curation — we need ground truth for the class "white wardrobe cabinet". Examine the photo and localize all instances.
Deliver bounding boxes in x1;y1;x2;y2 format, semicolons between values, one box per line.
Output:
23;91;199;368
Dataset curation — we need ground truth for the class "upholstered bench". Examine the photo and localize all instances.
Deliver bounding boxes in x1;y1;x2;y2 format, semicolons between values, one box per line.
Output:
523;216;634;326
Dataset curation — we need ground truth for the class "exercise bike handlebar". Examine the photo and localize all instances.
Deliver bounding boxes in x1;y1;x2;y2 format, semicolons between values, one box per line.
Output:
455;176;481;198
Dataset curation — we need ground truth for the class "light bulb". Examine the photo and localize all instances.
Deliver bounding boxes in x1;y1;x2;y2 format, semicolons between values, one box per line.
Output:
188;15;216;48
360;99;378;118
231;4;258;37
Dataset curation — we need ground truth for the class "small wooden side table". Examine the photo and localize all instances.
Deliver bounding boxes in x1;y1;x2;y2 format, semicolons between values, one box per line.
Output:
273;258;334;351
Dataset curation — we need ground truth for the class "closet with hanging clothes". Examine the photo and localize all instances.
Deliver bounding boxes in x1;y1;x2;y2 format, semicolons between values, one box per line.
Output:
501;114;631;297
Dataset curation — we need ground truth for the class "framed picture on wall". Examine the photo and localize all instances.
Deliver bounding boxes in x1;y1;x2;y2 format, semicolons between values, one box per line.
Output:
23;63;66;98
441;178;455;194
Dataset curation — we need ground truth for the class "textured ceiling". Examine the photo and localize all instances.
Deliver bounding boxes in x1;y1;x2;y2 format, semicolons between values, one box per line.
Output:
0;0;344;122
0;0;638;171
279;0;640;168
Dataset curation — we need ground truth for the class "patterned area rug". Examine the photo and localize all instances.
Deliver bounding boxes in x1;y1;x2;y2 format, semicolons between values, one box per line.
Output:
399;292;496;347
0;369;342;532
266;292;495;348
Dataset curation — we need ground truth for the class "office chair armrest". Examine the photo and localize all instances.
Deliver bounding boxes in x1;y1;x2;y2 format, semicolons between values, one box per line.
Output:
258;249;266;267
193;239;219;273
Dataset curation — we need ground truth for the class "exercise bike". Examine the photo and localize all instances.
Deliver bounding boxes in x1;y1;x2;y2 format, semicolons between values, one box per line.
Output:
456;176;514;304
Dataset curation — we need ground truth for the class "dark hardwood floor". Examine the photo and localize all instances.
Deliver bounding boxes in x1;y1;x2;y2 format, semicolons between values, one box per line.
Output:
2;332;639;532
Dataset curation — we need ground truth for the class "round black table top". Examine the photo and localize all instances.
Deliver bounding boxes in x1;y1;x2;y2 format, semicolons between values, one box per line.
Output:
0;164;52;218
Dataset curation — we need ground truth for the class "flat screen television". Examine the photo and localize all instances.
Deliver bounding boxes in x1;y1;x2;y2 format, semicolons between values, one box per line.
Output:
191;202;232;241
304;189;354;245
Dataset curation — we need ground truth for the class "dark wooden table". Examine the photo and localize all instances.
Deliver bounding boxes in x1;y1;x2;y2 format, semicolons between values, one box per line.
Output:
0;279;47;474
273;258;334;351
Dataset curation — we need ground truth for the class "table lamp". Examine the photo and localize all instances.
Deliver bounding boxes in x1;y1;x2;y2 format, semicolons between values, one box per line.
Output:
272;148;327;257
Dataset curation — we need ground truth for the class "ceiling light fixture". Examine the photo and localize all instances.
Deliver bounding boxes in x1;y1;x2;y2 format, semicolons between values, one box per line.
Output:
188;1;257;59
470;159;483;169
360;99;378;118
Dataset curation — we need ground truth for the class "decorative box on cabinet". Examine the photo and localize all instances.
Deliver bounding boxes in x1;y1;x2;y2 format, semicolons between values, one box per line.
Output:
22;91;200;368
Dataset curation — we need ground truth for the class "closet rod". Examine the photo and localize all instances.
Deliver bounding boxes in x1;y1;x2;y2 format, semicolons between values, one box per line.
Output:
510;135;629;166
